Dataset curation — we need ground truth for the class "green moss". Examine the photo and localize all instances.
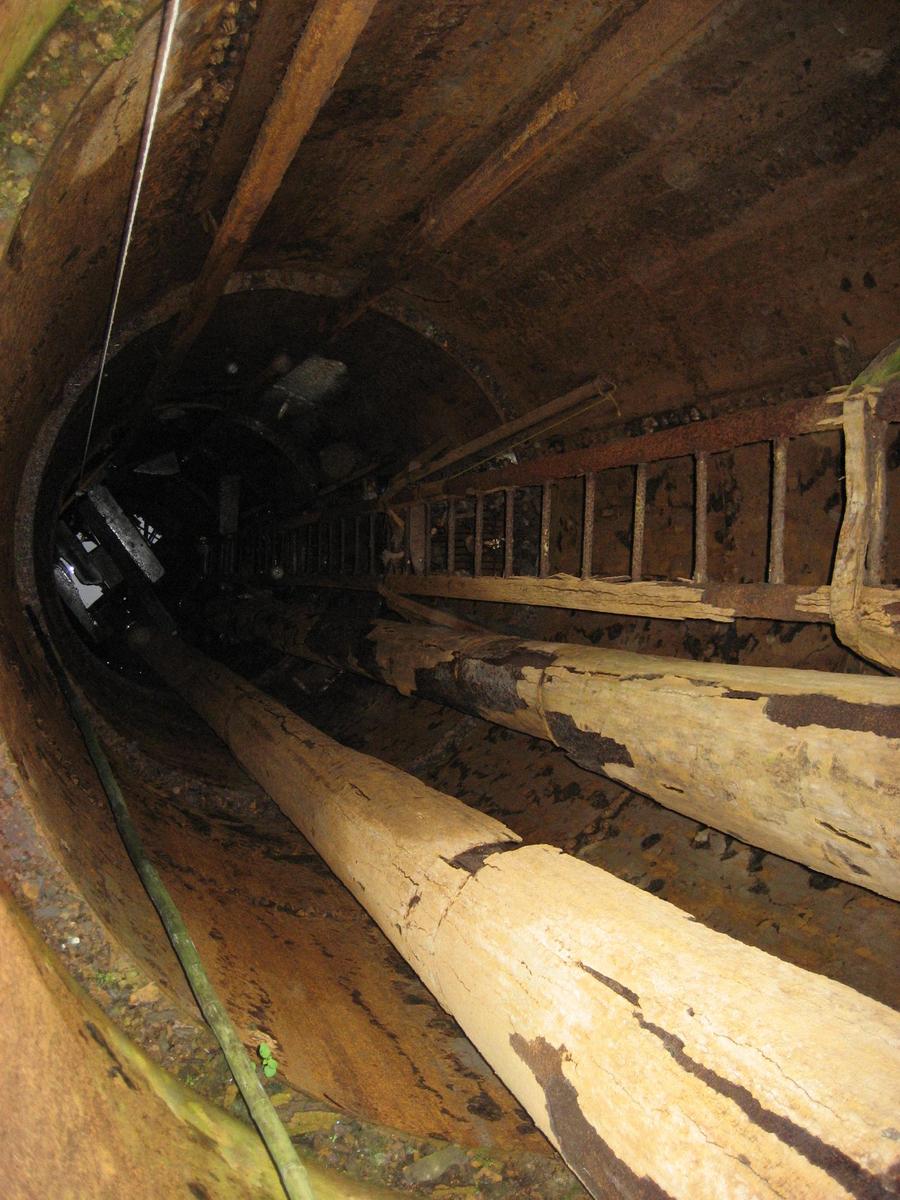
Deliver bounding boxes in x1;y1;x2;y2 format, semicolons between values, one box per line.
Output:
849;340;900;391
0;1;71;107
0;0;156;250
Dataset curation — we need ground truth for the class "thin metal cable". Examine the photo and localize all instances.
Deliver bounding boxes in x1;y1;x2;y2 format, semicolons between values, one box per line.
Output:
78;0;181;490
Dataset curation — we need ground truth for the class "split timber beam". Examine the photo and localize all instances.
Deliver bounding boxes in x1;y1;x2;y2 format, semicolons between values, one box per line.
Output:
237;570;899;630
134;627;900;1200
384;573;860;625
144;0;380;404
207;597;900;900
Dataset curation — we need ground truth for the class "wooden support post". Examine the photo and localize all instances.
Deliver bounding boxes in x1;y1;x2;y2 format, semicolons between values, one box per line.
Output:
503;489;515;579
866;420;889;587
473;494;484;577
144;0;380;402
768;438;788;585
581;474;596;580
539;482;552;578
693;452;708;585
446;500;456;576
832;398;900;671
424;504;432;576
631;463;647;582
407;504;427;576
398;508;408;574
210;599;900;899
137;628;900;1200
368;511;376;576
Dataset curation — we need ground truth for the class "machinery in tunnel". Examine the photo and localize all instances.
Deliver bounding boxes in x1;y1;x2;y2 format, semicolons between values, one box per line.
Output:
1;2;899;1198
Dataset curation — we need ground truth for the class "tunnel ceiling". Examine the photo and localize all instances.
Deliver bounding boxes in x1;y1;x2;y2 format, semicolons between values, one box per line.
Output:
1;0;898;512
199;0;900;416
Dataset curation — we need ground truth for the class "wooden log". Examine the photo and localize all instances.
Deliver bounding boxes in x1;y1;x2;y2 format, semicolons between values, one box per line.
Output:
135;628;900;1200
208;599;900;900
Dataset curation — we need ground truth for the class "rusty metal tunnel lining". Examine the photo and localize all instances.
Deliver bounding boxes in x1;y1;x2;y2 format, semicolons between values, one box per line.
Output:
1;1;899;1197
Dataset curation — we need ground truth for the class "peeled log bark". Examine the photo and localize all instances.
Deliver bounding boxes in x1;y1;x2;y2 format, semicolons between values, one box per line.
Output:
135;628;900;1200
206;597;900;901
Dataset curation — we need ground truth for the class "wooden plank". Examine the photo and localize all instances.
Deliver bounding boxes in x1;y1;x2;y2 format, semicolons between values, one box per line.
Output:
503;489;515;578
414;0;736;251
139;628;900;1200
328;0;737;337
539;483;552;578
378;572;891;625
390;378;609;494
277;570;875;624
145;0;380;400
473;494;484;577
414;392;847;501
257;561;890;628
581;474;596;580
693;452;708;585
768;438;788;585
630;464;647;582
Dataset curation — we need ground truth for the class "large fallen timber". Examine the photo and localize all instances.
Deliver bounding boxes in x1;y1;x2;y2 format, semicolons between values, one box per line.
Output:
135;626;900;1200
207;596;900;900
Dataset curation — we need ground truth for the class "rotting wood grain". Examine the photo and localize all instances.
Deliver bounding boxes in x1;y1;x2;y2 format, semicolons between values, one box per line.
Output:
136;628;900;1200
207;598;900;899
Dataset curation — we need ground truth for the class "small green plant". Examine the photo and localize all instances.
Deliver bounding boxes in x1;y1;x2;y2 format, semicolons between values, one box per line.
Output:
258;1043;278;1079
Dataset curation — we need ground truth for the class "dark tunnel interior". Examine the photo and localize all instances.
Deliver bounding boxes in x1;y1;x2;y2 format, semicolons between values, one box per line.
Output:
1;3;899;1198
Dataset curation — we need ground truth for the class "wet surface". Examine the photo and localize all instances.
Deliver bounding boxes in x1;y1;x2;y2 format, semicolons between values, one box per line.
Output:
99;710;553;1154
1;699;587;1196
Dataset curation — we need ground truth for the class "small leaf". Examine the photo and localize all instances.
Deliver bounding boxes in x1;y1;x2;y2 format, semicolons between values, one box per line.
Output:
263;1060;277;1078
258;1044;271;1060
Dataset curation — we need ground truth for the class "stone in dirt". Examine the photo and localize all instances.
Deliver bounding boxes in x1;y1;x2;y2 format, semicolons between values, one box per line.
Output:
128;981;162;1006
